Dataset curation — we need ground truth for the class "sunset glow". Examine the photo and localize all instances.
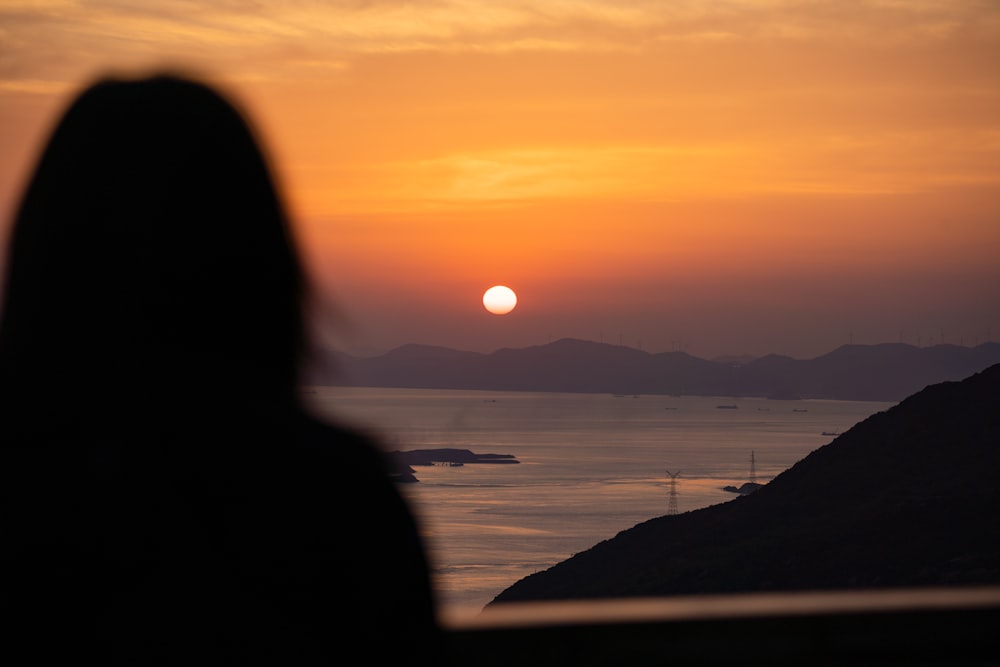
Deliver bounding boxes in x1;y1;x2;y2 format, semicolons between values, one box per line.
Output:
2;1;998;358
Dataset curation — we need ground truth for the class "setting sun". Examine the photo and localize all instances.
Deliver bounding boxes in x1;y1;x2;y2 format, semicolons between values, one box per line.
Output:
483;286;517;315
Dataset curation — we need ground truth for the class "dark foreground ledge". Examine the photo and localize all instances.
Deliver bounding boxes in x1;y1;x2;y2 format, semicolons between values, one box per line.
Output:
446;586;1000;666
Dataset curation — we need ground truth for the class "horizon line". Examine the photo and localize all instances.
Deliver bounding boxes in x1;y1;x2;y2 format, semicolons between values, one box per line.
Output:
324;337;1000;362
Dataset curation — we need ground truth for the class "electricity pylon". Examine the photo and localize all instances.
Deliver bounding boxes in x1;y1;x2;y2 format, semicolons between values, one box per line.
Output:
665;470;681;516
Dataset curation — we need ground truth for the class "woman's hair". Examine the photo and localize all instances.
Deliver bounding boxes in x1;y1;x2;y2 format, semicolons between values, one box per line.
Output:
0;74;307;435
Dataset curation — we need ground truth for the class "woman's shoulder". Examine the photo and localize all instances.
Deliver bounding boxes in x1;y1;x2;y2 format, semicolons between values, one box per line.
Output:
286;414;406;483
297;415;385;459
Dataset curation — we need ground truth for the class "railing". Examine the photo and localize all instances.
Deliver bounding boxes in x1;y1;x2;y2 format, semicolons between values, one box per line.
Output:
445;586;1000;665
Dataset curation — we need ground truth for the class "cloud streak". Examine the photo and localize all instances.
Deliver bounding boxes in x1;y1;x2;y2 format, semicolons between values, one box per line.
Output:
3;0;996;88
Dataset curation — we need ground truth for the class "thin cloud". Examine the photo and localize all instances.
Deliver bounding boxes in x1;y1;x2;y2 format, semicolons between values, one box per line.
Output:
1;0;996;89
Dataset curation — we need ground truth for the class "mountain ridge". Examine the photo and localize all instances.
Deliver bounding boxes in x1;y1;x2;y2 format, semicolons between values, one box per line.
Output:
311;339;1000;402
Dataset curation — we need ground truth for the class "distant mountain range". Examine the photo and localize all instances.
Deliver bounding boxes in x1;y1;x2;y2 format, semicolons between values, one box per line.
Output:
311;339;1000;402
489;362;1000;605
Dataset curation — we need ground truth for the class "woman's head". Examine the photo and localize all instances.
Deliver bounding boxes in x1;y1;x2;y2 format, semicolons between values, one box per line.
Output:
0;74;307;428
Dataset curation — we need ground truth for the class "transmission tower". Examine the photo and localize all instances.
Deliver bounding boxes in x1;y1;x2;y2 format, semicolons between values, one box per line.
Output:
665;470;681;516
749;451;757;485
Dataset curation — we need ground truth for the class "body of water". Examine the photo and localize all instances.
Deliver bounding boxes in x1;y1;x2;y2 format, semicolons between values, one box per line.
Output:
306;387;891;623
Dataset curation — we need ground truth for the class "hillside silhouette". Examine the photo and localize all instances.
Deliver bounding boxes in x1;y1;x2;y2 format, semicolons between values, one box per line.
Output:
489;363;1000;605
315;339;1000;402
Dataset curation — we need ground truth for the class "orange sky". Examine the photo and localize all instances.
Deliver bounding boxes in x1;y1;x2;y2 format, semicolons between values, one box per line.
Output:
2;1;998;359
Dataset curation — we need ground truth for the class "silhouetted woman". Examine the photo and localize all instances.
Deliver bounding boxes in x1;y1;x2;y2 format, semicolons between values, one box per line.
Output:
0;74;440;663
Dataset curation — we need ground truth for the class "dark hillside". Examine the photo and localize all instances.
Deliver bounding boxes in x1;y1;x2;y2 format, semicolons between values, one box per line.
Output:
490;363;1000;604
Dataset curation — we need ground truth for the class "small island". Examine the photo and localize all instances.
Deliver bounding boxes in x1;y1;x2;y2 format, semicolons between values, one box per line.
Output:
388;448;519;483
722;482;764;495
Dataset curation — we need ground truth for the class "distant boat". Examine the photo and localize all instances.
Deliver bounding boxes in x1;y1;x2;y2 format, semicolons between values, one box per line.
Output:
822;431;842;436
431;461;464;467
793;408;809;412
716;404;738;409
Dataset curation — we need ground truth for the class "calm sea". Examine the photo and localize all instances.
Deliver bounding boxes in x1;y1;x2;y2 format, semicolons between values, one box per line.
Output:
305;386;891;623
